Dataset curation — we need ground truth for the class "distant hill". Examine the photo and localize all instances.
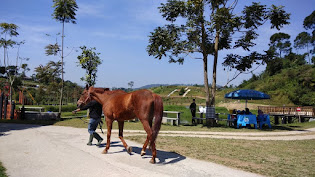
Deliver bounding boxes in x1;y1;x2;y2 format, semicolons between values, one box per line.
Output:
137;84;170;89
137;83;223;90
137;83;199;90
238;65;315;106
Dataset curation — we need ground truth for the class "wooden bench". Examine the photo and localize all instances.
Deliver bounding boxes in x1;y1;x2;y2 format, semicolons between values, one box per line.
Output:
162;111;181;126
192;112;228;125
20;106;45;112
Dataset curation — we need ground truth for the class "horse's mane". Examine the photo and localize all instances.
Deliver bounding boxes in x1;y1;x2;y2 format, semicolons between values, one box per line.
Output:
90;87;110;94
89;87;126;96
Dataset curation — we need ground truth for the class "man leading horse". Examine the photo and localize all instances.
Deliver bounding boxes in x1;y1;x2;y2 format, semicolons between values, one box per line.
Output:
73;99;104;146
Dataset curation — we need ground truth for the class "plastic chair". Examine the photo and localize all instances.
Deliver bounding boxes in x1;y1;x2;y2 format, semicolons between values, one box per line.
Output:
257;114;271;129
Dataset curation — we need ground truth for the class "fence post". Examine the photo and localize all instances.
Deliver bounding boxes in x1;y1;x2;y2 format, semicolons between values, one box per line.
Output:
21;105;25;120
10;101;15;119
3;96;8;119
0;93;3;120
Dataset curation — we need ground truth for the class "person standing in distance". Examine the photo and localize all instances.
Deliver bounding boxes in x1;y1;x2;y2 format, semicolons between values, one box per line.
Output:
190;99;197;124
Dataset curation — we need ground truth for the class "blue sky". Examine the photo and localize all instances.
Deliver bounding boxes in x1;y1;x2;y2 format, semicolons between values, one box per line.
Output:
0;0;314;88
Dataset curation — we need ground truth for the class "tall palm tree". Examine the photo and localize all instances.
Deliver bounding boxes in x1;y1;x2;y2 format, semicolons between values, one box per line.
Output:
52;0;78;113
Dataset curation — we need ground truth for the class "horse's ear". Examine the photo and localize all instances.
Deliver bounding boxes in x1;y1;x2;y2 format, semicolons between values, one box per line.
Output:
104;88;110;91
85;84;89;90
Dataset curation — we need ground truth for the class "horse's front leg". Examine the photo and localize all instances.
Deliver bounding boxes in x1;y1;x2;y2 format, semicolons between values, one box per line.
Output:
102;118;113;154
118;121;132;154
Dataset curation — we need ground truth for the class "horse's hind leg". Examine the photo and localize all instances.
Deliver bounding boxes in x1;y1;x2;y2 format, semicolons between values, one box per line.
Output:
151;142;157;164
102;118;113;154
118;121;132;154
140;119;156;163
141;119;152;156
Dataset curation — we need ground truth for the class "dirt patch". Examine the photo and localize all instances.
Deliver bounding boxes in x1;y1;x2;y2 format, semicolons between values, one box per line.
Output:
217;102;270;111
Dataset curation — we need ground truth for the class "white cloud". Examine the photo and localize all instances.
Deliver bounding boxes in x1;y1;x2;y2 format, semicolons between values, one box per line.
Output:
77;2;109;19
92;31;146;41
18;24;58;45
130;0;166;25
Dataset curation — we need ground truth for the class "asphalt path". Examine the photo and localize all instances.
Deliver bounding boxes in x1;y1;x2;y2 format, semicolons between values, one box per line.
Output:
0;123;262;177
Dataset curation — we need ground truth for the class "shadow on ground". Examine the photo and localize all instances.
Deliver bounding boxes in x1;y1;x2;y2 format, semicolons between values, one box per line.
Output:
98;141;186;165
0;123;44;136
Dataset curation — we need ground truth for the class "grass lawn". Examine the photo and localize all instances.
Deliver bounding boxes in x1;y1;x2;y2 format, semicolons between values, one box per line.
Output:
0;162;7;177
126;136;315;177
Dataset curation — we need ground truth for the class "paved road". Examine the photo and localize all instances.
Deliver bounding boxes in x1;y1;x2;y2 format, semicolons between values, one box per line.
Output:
0;123;262;177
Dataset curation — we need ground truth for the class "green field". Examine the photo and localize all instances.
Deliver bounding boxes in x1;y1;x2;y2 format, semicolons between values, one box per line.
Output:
127;136;315;177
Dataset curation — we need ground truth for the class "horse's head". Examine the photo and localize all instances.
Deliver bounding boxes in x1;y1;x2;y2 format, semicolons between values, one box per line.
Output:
77;85;110;108
77;85;92;108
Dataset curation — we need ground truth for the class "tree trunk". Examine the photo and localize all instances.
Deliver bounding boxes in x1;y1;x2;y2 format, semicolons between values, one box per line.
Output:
200;12;211;107
210;31;220;107
59;21;65;113
3;47;5;68
203;55;210;105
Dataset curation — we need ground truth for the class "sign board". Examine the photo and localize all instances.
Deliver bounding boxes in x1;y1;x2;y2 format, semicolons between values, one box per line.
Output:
296;107;301;112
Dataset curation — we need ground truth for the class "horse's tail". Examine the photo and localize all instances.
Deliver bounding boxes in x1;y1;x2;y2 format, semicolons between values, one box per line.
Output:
151;94;163;148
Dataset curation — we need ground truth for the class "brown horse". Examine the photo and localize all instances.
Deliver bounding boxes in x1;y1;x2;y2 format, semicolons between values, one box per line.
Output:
77;86;163;163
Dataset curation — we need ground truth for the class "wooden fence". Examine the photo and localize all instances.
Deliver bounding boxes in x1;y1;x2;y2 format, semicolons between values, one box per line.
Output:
258;106;315;117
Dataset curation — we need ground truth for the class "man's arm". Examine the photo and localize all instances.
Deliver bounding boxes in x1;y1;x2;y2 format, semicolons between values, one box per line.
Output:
72;100;97;114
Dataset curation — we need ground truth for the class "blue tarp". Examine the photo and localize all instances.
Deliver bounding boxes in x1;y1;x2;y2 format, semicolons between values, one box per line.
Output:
224;89;270;100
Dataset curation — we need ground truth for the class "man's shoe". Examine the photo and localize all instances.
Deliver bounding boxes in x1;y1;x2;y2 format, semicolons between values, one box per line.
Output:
93;133;103;146
87;134;93;146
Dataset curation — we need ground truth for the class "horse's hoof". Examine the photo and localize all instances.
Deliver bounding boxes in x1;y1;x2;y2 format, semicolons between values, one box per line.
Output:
127;146;133;154
149;158;156;164
102;150;108;154
141;150;146;156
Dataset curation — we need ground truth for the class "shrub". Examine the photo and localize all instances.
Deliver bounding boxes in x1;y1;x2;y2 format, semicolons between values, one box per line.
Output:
178;88;185;95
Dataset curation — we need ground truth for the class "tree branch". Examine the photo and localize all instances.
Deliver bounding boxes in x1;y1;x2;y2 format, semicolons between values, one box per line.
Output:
224;63;262;87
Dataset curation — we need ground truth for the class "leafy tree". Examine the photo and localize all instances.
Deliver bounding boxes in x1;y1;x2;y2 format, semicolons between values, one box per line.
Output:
0;23;28;102
128;81;134;89
148;0;290;113
52;0;78;112
34;86;45;104
45;43;60;56
294;32;312;53
265;57;283;76
301;10;315;64
20;63;30;79
77;46;102;87
0;23;19;66
283;52;306;68
34;61;62;85
269;32;291;58
303;10;315;30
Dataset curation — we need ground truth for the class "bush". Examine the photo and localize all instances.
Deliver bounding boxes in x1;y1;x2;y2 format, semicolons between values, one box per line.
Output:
178;87;185;95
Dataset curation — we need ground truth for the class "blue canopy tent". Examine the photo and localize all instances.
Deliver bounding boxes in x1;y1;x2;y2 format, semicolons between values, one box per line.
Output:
224;89;270;108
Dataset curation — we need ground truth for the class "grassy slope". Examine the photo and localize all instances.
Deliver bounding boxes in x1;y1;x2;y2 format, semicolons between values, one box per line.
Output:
151;65;315;107
239;65;315;106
